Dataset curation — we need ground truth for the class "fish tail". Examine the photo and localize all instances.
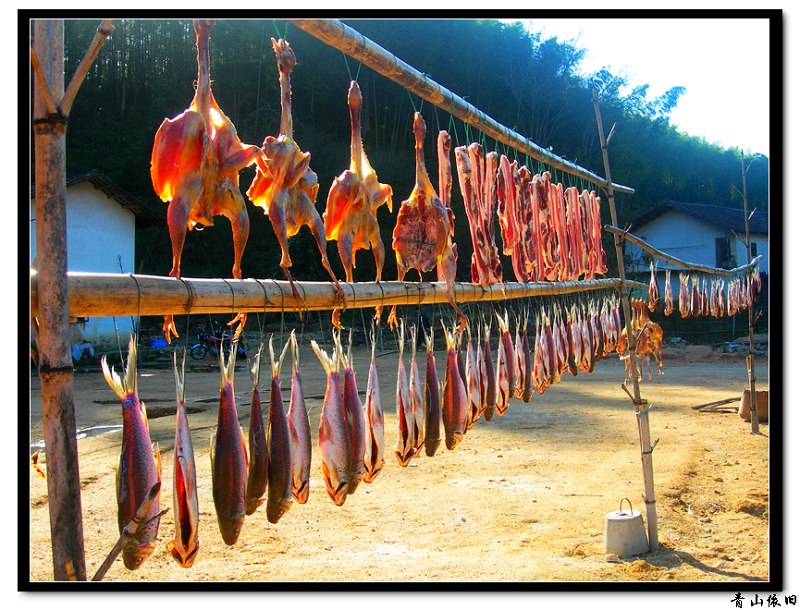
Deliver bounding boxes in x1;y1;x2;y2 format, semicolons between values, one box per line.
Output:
442;322;455;350
250;343;263;389
101;334;138;400
310;339;339;374
397;319;405;358
268;334;289;380
219;338;237;387
423;325;434;352
289;329;299;372
172;349;186;405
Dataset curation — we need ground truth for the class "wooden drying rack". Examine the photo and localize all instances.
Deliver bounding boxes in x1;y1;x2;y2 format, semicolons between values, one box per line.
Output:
31;18;656;581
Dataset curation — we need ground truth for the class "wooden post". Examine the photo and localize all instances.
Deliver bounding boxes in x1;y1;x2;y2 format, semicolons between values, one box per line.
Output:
740;151;759;434
32;18;86;581
31;17;114;582
592;89;659;552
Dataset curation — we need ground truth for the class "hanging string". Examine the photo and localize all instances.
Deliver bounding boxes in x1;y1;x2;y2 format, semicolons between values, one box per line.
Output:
406;88;421;114
341;52;362;83
176;276;194;361
256;279;269;350
297;282;307;351
448;101;460;147
269;279;286;349
128;274;143;394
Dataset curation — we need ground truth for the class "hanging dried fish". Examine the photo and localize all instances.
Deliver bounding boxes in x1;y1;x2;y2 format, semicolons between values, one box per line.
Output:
647;260;659;312
363;330;385;482
168;351;200;568
311;336;351;506
286;331;311;503
494;312;514;416
482;321;496;421
266;337;293;524
442;324;468;450
663;269;674;316
394;321;416;467
465;326;483;431
210;340;247;545
341;332;366;495
423;327;442;457
102;337;162;570
245;346;268;516
407;325;425;457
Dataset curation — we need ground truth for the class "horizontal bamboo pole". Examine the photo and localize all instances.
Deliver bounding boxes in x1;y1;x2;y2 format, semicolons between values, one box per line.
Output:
605;225;762;276
29;272;646;319
290;19;635;196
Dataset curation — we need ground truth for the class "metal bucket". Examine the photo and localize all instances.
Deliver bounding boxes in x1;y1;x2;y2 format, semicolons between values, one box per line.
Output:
604;498;649;557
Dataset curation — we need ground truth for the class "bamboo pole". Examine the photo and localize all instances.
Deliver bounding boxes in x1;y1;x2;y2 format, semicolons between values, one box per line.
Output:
32;19;86;581
740;151;759;435
30;272;647;319
604;225;762;276
289;19;635;196
592;89;659;553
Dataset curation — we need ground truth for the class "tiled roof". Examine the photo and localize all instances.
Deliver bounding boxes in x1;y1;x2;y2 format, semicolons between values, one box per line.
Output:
33;169;164;227
629;200;768;235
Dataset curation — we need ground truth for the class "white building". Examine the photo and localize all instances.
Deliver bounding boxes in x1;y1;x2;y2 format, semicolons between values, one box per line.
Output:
626;200;768;289
30;170;163;343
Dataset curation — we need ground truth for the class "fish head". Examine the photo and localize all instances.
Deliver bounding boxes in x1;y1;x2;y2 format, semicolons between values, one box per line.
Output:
445;431;463;451
122;540;156;571
322;461;349;507
217;515;244;546
267;497;293;524
169;540;200;569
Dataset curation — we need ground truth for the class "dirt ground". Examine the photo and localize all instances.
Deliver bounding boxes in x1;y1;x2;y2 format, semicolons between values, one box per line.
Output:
27;337;771;584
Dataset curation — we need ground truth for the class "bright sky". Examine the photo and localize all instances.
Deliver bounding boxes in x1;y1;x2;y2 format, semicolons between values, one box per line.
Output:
518;17;771;156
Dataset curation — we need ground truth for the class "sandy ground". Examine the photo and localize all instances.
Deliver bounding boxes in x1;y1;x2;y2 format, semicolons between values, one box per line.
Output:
28;338;771;584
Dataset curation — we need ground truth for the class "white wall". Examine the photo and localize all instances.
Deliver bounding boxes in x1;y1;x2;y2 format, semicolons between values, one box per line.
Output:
31;182;137;343
629;210;768;274
626;210;768;298
733;232;769;275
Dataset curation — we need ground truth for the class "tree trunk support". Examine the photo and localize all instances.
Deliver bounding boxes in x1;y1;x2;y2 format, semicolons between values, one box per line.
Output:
592;88;659;553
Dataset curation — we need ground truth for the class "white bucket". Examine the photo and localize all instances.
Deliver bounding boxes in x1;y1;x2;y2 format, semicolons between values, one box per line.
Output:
604;498;649;557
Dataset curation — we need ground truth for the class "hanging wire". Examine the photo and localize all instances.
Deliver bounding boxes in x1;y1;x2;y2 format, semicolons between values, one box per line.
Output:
269;279;286;348
176;276;194;360
448;101;460;147
341;51;363;83
406;88;421;114
256;279;269;350
128;274;143;394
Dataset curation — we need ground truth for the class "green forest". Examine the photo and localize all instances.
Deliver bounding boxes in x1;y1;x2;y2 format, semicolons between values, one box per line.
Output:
59;18;769;285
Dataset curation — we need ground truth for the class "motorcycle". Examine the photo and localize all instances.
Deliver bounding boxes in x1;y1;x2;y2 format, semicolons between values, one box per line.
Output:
189;323;247;361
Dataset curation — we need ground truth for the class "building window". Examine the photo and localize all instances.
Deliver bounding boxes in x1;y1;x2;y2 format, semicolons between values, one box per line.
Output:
716;237;735;269
751;242;758;258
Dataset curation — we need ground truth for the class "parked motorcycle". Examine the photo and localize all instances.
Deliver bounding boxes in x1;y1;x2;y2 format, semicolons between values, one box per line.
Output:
189;323;247;360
